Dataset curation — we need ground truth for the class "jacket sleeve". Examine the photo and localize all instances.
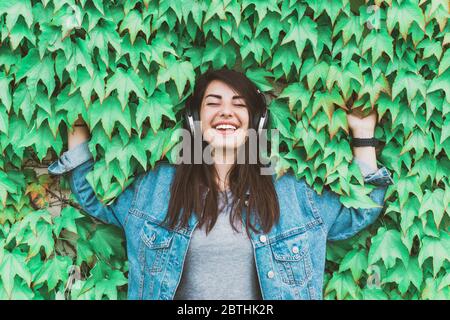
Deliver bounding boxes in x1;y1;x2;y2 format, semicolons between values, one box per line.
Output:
307;160;394;241
47;140;142;228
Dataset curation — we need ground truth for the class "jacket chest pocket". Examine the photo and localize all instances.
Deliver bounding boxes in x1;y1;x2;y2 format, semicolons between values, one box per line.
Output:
270;231;313;288
139;220;174;273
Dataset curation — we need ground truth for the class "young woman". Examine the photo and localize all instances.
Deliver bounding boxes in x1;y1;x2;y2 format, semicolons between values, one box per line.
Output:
48;68;393;300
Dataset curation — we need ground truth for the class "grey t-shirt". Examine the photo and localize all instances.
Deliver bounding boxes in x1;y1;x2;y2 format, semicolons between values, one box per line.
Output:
174;190;263;300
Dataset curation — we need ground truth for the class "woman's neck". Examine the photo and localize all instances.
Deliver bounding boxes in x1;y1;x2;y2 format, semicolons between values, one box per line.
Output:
213;148;236;191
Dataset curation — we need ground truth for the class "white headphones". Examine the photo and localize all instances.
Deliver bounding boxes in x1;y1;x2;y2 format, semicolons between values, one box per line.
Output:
184;89;269;136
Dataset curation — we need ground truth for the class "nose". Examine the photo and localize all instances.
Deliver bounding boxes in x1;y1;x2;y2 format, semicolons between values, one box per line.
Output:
218;102;234;118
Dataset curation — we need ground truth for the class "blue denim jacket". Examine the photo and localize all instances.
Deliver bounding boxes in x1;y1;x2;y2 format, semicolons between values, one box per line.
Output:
48;141;393;300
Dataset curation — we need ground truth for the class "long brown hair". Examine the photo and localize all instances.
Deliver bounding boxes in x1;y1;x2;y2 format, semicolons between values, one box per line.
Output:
163;68;280;236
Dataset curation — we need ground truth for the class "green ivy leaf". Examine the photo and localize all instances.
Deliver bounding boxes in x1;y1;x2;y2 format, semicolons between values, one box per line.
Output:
383;257;423;294
333;14;362;45
0;0;34;31
18;124;63;161
87;20;122;65
53;206;84;237
245;68;274;92
340;183;381;209
136;90;176;133
329;108;349;139
418;189;446;228
242;0;281;23
438;49;450;76
427;69;450;102
398;196;420;235
279;82;312;112
255;12;285;45
361;287;389;300
56;88;87;128
156;56;195;98
338;249;368;282
0;278;34;299
418;232;450;276
312;88;344;121
52;3;83;38
33;256;72;291
0;104;9;136
308;0;343;25
268;99;292;137
392;70;427;105
368;227;410;269
203;0;227;24
271;43;302;79
119;9;144;44
71;66;106;107
241;33;272;64
362;29;394;64
90;225;125;260
396;175;423;209
22;221;54;259
105;67;146;110
89;96;132;139
81;260;127;300
0;72;12;112
0;249;32;298
421;275;450;300
202;40;237;69
14;49;55;99
386;0;426;39
104;136;147;178
65;38;95;82
281;15;318;58
325;271;360;300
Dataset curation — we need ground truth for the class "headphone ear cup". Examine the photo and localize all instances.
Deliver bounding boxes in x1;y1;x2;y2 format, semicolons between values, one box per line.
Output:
256;109;268;135
253;114;259;131
184;95;196;135
255;90;269;135
184;111;195;135
192;105;200;123
191;104;200;136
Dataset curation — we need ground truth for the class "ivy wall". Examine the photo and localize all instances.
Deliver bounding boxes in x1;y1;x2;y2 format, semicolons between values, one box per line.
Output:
0;0;449;299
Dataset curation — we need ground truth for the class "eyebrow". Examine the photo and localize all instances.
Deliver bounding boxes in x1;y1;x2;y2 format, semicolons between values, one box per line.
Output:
205;94;243;100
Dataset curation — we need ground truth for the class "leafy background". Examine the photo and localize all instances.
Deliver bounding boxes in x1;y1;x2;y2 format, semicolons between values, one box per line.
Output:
0;0;449;299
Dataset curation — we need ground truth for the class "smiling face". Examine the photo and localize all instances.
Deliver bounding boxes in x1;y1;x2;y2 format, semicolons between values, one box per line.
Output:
200;80;250;151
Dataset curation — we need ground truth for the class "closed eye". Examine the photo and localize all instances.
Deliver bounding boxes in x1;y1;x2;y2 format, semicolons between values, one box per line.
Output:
206;103;246;107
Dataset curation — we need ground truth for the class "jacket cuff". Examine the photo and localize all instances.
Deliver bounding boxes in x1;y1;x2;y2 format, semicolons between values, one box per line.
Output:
363;166;394;186
48;140;93;175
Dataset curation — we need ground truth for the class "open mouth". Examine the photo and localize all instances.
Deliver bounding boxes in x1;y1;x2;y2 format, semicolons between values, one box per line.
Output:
213;123;239;135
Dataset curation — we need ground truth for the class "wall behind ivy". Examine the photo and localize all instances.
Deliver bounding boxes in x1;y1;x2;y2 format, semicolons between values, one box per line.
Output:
0;0;448;299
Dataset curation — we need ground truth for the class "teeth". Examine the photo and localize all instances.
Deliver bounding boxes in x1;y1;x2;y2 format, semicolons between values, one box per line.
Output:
215;124;236;130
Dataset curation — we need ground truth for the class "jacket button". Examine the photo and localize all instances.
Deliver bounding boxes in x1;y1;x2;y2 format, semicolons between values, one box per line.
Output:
292;246;299;254
259;235;267;243
267;270;274;279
